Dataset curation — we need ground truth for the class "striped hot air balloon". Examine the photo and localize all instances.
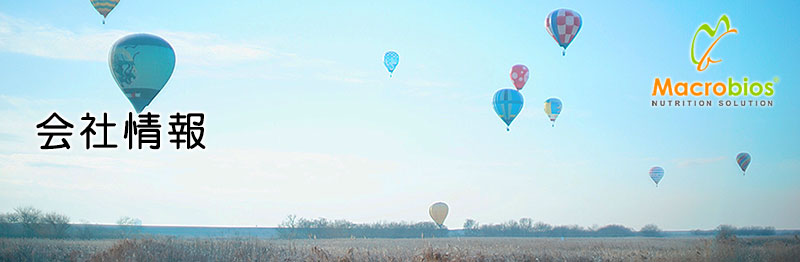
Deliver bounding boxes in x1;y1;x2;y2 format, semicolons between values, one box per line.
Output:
90;0;120;24
493;88;524;131
544;98;562;127
545;8;582;56
649;166;664;187
736;152;751;175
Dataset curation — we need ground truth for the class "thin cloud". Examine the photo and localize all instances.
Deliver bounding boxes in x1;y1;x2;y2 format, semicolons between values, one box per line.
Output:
675;156;726;167
0;13;270;65
0;13;460;90
0;13;378;83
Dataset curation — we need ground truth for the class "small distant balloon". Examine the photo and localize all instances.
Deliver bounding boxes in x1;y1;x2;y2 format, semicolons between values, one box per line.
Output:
493;88;524;131
543;98;562;127
429;202;449;227
384;51;399;77
109;33;175;113
545;8;582;56
649;166;664;187
736;152;751;175
90;0;120;24
510;64;530;90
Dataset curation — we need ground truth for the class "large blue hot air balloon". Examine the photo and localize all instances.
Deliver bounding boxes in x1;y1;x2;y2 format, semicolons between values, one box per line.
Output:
109;34;175;113
493;88;524;131
736;152;751;175
384;51;399;77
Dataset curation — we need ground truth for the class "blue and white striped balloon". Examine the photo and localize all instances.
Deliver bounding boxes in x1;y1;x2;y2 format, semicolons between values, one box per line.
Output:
649;166;664;187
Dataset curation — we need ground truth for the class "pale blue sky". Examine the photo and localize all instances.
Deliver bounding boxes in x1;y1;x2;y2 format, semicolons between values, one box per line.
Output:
0;0;799;230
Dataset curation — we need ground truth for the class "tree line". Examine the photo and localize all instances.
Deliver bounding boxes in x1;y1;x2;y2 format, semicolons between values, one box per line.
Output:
276;215;448;239
276;216;778;239
273;215;654;239
462;219;776;238
0;207;778;240
461;218;663;237
0;206;142;239
691;225;776;237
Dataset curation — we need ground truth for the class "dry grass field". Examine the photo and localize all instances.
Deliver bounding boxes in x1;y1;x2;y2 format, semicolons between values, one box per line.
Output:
1;236;799;261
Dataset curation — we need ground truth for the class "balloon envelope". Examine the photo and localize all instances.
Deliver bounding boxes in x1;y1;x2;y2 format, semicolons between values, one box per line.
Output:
90;0;119;23
544;98;562;124
109;33;175;113
736;152;751;174
493;89;524;130
649;166;664;186
429;202;449;226
510;64;530;90
384;51;399;75
545;9;582;54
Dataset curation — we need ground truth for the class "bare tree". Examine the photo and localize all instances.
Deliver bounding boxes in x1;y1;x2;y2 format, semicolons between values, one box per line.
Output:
42;212;70;238
279;214;297;228
0;212;20;237
533;222;552;232
463;219;477;229
463;219;478;236
278;214;298;239
519;218;533;230
14;206;43;237
716;225;737;242
640;224;663;237
116;216;143;238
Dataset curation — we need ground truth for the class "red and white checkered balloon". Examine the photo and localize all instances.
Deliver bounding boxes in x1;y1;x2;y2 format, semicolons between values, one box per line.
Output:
545;8;582;55
509;64;529;90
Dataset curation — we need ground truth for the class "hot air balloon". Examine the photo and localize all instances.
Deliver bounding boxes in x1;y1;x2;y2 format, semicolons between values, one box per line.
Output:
429;202;449;227
545;8;582;56
90;0;120;24
510;64;530;90
649;166;664;187
544;98;562;127
493;88;524;131
736;152;751;175
384;51;399;77
109;34;175;113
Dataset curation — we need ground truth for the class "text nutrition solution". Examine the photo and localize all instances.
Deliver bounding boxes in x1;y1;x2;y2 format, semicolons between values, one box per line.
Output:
650;77;775;108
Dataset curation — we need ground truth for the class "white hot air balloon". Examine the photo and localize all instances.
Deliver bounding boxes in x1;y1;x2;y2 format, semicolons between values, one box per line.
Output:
429;202;449;227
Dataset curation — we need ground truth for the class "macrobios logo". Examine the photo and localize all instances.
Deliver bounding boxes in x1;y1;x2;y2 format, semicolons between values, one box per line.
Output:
691;14;737;72
651;14;776;108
